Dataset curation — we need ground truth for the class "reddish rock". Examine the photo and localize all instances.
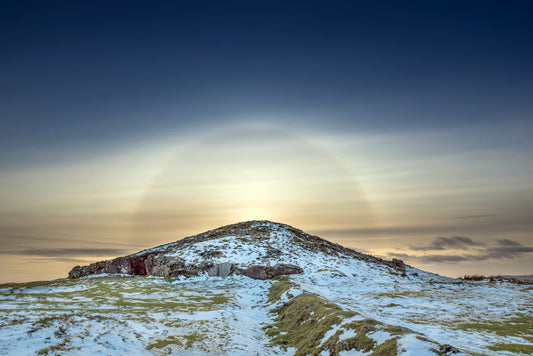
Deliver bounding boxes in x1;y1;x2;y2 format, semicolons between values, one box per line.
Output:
68;255;148;279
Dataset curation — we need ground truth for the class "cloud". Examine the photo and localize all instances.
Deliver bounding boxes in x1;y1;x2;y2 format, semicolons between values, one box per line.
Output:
496;238;521;246
485;241;533;259
0;248;130;258
453;214;500;220
390;238;533;264
409;236;485;251
389;252;472;263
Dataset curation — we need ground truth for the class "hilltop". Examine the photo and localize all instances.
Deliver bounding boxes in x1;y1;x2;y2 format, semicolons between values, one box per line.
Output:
1;221;531;355
68;220;409;280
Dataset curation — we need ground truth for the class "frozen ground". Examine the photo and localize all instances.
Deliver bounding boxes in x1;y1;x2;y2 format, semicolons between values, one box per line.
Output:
1;221;531;355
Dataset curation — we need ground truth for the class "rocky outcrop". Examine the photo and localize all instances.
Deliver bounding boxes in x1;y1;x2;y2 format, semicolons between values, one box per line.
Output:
68;255;148;279
68;256;302;280
241;264;304;280
145;255;214;278
388;258;406;272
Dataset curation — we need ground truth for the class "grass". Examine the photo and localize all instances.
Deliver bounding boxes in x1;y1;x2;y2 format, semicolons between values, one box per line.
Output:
146;332;203;350
2;267;531;355
1;277;232;316
488;343;533;354
263;278;454;356
267;276;295;303
456;315;533;342
37;341;77;355
264;279;407;356
321;329;376;355
265;293;358;355
146;329;226;352
369;338;398;356
1;276;236;354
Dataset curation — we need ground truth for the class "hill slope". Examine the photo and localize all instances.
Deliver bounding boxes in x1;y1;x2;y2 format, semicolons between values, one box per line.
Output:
0;221;531;355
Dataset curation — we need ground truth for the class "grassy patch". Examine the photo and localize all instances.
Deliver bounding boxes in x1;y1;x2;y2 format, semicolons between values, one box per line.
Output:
37;341;78;355
369;337;398;356
264;277;419;356
488;343;533;354
456;314;533;341
147;332;204;351
146;335;181;350
321;329;376;355
0;280;57;290
384;303;402;308
265;293;357;356
267;276;296;303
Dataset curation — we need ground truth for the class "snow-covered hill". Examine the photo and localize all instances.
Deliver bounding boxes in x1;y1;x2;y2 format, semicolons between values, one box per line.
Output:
0;221;531;355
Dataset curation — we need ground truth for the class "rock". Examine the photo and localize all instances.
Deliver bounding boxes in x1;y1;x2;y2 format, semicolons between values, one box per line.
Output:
68;255;144;279
68;253;215;279
433;344;459;355
68;265;84;279
241;266;270;279
207;262;234;277
241;264;303;280
145;255;211;277
390;258;406;272
68;255;302;280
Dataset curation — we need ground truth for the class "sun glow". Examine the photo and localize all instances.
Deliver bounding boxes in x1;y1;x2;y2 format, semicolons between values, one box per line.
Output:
129;124;374;242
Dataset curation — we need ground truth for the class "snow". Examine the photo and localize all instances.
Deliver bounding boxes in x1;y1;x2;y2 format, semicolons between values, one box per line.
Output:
0;221;530;355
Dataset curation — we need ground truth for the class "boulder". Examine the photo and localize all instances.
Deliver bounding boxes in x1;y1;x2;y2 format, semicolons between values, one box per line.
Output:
68;255;145;279
389;258;406;272
433;344;459;355
207;262;234;277
242;264;303;280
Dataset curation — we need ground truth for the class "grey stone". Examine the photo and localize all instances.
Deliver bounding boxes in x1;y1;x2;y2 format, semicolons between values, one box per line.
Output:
207;262;234;277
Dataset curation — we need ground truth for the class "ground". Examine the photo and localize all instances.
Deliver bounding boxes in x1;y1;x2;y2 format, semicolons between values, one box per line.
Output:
1;221;531;355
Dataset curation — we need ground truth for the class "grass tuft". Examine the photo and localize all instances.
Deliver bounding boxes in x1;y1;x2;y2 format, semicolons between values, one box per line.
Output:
488;343;533;354
267;276;296;303
369;337;398;356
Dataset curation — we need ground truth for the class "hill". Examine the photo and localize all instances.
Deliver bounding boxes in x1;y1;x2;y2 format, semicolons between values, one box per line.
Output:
0;221;531;355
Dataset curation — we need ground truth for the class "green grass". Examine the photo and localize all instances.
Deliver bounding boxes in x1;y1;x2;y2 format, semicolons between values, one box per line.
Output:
456;315;533;342
265;293;358;356
1;276;242;354
321;329;376;355
369;338;398;356
267;276;296;302
263;279;458;356
488;343;533;354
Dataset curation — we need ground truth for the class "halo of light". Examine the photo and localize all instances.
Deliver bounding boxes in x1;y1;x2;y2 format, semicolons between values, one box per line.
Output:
129;123;374;243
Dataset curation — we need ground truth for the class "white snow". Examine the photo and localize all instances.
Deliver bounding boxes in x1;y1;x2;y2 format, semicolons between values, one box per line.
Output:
0;221;530;355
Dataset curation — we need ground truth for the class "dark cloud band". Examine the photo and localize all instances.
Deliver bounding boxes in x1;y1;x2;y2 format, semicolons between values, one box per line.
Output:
391;237;533;264
409;236;484;251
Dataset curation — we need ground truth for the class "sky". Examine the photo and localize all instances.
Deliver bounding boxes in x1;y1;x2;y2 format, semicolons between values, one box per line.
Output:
1;0;533;282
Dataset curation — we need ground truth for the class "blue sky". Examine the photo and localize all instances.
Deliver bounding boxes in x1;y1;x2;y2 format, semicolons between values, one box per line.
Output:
1;1;532;281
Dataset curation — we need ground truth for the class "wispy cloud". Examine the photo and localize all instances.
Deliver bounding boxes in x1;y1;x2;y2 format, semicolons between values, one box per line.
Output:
496;238;521;247
486;240;533;259
390;237;533;264
409;236;484;251
452;214;500;220
390;253;473;263
0;248;130;258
